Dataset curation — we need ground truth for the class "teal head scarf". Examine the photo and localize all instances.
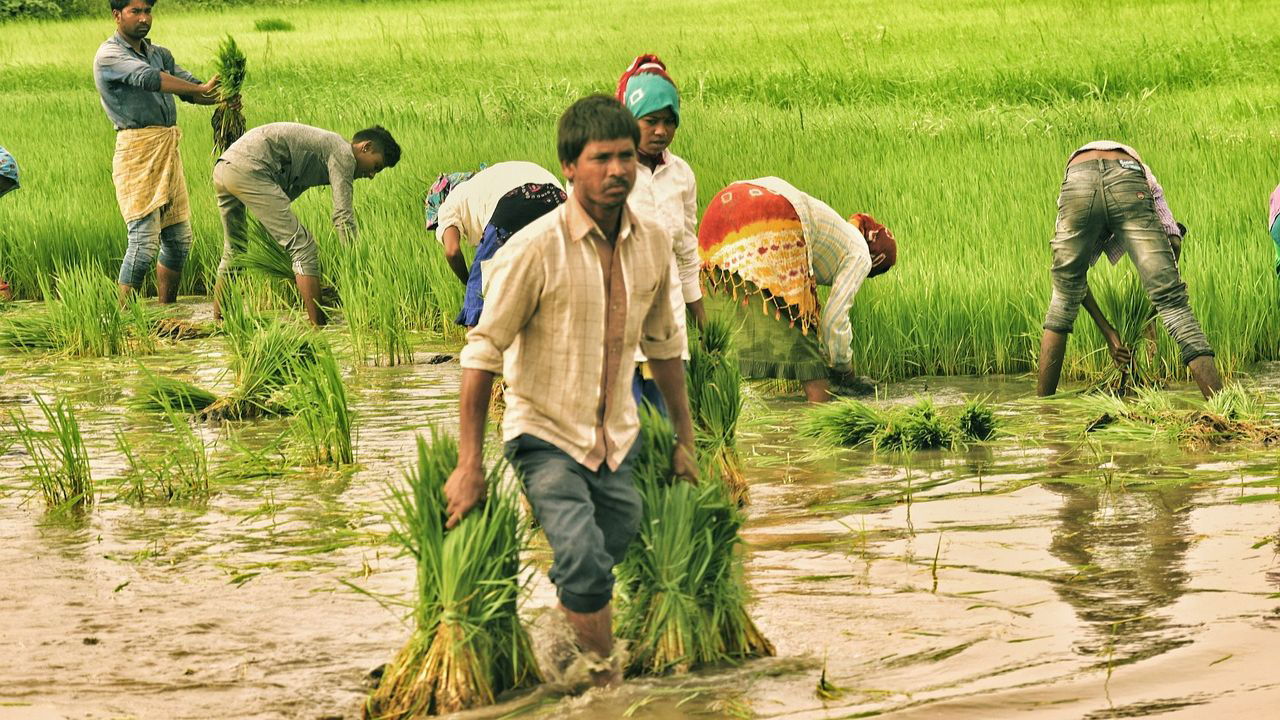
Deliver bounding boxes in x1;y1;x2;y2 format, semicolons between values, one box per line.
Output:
622;72;680;126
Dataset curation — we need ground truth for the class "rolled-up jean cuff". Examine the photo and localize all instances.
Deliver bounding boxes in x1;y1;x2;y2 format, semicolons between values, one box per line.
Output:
1042;321;1074;333
558;587;612;614
1182;348;1214;365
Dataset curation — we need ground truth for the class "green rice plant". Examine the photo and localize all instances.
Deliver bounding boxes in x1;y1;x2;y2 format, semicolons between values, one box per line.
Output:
365;429;537;718
288;343;355;466
1204;383;1263;422
614;406;774;676
1076;386;1280;447
11;395;93;514
131;372;218;414
687;315;747;504
873;398;954;452
800;398;886;447
954;397;998;441
337;242;414;367
211;35;247;155
254;17;294;32
115;404;212;504
0;266;156;357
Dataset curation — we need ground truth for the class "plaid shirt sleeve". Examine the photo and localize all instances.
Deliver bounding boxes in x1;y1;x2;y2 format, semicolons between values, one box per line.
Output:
807;199;871;371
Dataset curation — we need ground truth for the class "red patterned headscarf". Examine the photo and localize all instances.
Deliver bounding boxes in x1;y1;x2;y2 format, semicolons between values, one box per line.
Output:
850;213;897;277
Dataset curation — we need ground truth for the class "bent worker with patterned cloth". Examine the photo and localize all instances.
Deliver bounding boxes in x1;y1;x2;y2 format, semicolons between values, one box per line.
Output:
0;146;18;301
1269;182;1280;276
94;0;222;304
700;178;897;403
425;161;567;327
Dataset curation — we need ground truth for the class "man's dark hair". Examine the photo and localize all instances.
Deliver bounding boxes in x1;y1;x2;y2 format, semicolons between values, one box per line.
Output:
556;94;640;166
111;0;156;11
354;126;401;167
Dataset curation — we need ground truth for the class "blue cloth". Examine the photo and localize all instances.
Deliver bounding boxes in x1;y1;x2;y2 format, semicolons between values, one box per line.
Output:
503;433;642;614
93;34;201;130
0;146;17;198
457;222;509;326
631;368;669;417
118;211;192;288
622;72;680;126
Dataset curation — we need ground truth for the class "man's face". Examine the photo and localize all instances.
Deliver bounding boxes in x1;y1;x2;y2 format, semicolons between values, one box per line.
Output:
114;0;154;43
636;108;677;157
353;142;387;180
563;137;636;211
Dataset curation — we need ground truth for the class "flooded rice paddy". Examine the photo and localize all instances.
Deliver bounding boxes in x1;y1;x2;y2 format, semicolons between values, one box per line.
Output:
2;302;1279;719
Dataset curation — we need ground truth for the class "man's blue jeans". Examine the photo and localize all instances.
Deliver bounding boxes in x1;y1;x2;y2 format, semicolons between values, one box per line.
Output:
503;433;642;613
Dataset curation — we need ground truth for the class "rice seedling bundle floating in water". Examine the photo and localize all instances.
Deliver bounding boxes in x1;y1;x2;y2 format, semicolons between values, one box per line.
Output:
614;406;775;676
1079;385;1280;448
131;373;218;414
686;316;749;504
365;429;538;718
11;395;93;514
211;35;247;155
800;395;999;451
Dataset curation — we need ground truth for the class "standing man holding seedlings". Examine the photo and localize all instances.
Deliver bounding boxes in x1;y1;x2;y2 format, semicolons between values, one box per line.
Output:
1036;141;1223;398
616;54;705;413
444;95;698;688
94;0;222;305
425;161;566;327
699;178;897;402
210;121;400;326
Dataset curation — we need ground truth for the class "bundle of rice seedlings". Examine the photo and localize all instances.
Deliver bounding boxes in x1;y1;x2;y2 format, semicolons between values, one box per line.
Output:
131;373;218;414
116;402;212;504
11;395;93;514
288;344;354;466
211;35;247;155
337;242;410;367
799;397;886;447
0;267;156;356
687;316;749;504
1078;385;1280;447
614;406;774;676
954;397;998;441
236;217;296;286
365;429;537;718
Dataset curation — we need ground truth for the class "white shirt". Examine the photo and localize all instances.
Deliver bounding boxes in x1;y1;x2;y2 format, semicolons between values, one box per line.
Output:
435;161;560;246
628;150;702;361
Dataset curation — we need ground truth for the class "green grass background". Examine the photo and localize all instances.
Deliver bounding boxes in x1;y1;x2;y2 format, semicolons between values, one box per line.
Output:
1;0;1277;381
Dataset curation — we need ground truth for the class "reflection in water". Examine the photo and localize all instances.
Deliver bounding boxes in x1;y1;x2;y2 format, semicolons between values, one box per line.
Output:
1045;481;1195;668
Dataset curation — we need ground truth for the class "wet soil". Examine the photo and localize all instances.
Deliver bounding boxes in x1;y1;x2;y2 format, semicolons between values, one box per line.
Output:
2;304;1278;719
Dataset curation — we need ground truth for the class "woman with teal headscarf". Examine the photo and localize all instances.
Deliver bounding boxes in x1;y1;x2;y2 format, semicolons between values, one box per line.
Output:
616;54;705;413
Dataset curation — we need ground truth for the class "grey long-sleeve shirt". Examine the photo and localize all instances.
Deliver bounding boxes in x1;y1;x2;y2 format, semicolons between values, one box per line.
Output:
93;34;201;130
218;122;358;241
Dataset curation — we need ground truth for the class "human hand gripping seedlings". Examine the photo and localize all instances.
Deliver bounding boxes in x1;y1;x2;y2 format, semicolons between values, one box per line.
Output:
1104;332;1133;368
672;441;698;485
444;461;487;529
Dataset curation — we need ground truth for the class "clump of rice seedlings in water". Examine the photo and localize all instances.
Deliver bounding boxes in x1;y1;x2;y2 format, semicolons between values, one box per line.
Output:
11;396;93;514
614;406;774;675
0;266;155;356
288;343;354;466
1079;385;1280;447
365;429;537;718
338;243;413;367
254;17;293;32
235;217;295;287
116;404;212;504
211;35;247;154
131;373;218;414
687;316;748;504
872;398;953;452
954;397;998;441
800;397;886;447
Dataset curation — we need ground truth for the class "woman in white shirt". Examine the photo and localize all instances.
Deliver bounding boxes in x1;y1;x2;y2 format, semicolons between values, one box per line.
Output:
425;161;566;327
616;55;705;413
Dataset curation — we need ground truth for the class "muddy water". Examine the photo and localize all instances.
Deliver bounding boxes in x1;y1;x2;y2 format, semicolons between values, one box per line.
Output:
2;310;1279;719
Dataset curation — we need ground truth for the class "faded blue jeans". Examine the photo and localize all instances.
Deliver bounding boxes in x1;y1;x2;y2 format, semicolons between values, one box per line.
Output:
503;433;642;614
117;210;192;288
1043;159;1214;365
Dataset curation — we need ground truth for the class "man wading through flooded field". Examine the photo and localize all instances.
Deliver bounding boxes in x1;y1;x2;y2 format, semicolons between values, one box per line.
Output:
94;0;222;305
444;95;698;688
1037;141;1223;399
210;122;400;326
